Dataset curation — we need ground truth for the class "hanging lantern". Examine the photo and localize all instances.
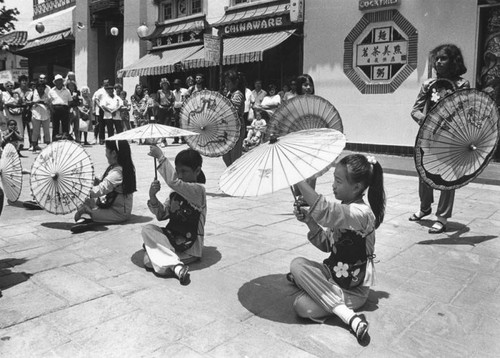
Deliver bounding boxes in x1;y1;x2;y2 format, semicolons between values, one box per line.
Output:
34;39;41;45
110;27;119;36
35;22;45;34
2;44;9;51
137;24;149;38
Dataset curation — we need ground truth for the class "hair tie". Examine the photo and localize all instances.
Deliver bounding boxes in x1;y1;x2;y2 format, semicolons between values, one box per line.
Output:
366;155;377;165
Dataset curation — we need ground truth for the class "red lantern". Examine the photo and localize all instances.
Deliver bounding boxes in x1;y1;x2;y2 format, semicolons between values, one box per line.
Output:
110;27;119;36
35;22;45;34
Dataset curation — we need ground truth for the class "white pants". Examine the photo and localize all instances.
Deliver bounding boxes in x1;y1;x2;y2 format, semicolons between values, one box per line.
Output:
290;257;369;321
142;224;183;276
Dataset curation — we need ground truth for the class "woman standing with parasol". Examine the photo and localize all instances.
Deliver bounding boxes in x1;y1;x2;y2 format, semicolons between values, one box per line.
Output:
409;44;469;234
222;70;246;167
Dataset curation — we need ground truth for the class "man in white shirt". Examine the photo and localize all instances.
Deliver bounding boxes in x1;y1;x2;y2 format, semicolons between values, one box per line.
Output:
172;78;189;144
48;74;73;140
250;80;267;111
92;79;110;144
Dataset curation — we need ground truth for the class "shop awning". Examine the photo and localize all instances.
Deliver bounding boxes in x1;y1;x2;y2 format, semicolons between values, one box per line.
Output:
117;45;203;78
16;28;73;54
0;31;28;47
143;19;206;40
213;3;289;27
183;30;294;68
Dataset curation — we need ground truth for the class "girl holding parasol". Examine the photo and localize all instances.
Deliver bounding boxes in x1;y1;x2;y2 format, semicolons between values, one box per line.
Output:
409;44;469;234
71;140;137;233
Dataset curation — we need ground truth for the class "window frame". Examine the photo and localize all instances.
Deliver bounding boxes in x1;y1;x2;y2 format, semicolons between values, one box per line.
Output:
159;0;203;22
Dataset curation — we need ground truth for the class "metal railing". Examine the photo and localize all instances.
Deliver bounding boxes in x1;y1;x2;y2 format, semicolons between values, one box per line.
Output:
33;0;76;20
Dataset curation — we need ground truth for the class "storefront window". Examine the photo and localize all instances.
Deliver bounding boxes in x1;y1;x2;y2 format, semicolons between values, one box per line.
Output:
231;0;263;5
160;0;203;21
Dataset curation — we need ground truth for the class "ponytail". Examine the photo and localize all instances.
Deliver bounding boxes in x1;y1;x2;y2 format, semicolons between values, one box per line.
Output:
367;161;385;229
339;154;386;229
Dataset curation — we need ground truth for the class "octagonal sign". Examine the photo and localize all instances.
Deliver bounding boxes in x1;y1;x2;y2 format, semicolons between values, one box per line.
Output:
344;10;418;94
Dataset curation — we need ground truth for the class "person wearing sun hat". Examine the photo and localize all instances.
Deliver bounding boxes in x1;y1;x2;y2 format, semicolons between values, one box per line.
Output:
48;74;73;141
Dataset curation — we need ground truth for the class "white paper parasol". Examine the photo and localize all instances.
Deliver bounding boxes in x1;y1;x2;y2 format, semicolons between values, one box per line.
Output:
106;123;199;141
30;141;94;214
219;128;346;197
0;143;23;202
179;90;240;157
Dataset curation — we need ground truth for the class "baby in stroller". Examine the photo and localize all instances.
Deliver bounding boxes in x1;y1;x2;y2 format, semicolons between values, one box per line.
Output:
243;109;267;151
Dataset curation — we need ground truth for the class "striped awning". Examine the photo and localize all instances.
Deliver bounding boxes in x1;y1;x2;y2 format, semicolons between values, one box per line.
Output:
213;3;289;27
16;28;73;54
143;19;206;40
117;45;203;78
0;31;28;47
183;30;294;68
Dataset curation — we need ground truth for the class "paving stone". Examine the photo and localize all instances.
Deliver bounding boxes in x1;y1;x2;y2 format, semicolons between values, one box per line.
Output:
42;294;137;335
179;318;247;354
33;267;110;305
65;260;119;281
0;286;67;328
0;317;69;357
98;270;159;296
71;310;181;357
14;250;83;274
151;343;206;358
410;302;482;342
391;330;469;358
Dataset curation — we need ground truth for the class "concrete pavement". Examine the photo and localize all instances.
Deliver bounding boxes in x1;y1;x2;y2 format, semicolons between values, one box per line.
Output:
1;139;500;357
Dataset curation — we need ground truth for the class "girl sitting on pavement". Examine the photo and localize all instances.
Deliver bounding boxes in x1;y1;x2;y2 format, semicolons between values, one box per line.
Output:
142;147;207;286
287;154;385;346
71;140;137;233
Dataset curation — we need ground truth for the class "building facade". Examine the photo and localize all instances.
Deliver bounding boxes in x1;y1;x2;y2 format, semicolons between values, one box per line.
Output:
12;0;500;159
303;0;498;159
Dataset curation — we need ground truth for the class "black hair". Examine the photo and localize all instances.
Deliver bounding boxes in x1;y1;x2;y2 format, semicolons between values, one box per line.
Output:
224;69;246;98
7;119;17;126
431;44;467;78
105;140;137;195
296;74;315;95
338;154;386;229
175;149;205;184
18;75;28;82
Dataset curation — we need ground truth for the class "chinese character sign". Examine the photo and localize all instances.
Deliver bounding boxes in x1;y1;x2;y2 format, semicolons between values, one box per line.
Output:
356;41;407;66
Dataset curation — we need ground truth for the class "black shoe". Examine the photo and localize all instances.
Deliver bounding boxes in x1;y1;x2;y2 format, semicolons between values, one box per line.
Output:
408;208;432;221
176;265;191;286
286;272;296;286
23;200;42;210
349;314;370;346
70;218;95;233
428;221;446;234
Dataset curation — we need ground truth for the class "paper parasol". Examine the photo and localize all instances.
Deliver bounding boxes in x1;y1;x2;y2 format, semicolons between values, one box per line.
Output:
415;88;500;190
219;128;346;197
0;143;23;202
106;123;199;141
179;90;240;157
267;95;343;137
30;141;94;214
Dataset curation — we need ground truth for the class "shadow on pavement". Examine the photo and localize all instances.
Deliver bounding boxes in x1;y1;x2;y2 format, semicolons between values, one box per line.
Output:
363;290;390;312
418;234;497;246
130;246;221;273
238;274;309;324
41;222;109;232
206;192;231;198
125;215;153;224
0;258;32;297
